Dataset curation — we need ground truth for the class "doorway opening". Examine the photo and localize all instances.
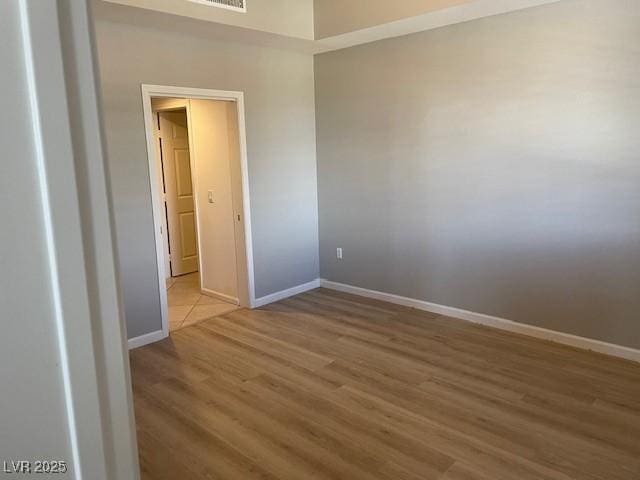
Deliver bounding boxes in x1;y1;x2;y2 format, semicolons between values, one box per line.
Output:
142;85;255;338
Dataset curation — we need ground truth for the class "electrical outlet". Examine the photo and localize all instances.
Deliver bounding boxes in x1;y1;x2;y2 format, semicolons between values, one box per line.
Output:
336;248;343;260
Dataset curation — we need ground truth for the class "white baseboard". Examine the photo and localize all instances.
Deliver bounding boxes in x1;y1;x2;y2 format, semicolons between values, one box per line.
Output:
320;279;640;364
128;330;166;350
201;287;239;306
253;279;321;308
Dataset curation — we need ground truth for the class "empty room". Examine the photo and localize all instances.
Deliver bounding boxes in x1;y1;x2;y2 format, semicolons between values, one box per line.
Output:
2;1;639;479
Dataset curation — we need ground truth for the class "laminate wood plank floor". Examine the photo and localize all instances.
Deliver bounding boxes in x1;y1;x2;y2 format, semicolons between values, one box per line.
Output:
130;288;640;480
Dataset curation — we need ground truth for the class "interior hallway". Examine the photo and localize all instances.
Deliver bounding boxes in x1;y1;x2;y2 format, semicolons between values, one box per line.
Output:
166;272;239;332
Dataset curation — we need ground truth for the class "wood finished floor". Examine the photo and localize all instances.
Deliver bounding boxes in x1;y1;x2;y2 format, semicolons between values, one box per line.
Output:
130;288;640;480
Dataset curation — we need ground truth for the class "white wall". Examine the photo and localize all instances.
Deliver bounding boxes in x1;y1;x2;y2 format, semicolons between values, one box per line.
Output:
0;1;74;471
1;1;138;478
190;99;241;302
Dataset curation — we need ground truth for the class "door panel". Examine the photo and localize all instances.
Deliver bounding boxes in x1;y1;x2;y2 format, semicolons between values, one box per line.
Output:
159;110;198;276
179;212;198;258
174;150;193;196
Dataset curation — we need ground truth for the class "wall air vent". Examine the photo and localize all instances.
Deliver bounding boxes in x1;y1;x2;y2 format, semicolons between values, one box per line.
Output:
187;0;246;13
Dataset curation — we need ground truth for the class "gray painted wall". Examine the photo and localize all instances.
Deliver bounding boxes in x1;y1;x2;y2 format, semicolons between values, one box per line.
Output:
315;0;640;349
94;5;319;339
0;1;73;473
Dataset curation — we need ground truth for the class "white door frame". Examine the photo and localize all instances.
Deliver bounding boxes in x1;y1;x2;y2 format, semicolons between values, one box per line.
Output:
141;84;256;339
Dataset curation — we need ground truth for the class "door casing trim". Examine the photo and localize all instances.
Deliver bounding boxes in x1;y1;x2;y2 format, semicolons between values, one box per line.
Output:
141;84;256;342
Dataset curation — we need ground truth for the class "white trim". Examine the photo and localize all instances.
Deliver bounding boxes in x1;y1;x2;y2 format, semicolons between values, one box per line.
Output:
128;330;167;350
320;280;640;364
19;2;83;473
254;279;321;308
141;88;171;340
235;91;256;307
141;84;256;342
201;287;240;306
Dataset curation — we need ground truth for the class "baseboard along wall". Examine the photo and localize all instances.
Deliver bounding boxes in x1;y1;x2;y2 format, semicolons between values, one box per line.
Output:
130;277;640;363
128;329;166;350
320;279;640;364
253;279;321;308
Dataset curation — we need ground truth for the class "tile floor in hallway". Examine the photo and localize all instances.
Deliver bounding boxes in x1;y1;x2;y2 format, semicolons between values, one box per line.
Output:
166;272;239;332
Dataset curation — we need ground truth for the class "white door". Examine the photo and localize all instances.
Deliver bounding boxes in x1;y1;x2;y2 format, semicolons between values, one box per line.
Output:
158;110;198;276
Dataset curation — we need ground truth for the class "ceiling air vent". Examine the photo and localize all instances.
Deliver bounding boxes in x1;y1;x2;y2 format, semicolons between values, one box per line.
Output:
187;0;246;13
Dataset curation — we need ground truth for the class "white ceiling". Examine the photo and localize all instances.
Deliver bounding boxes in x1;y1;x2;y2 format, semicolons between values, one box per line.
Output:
316;0;562;52
98;0;563;54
